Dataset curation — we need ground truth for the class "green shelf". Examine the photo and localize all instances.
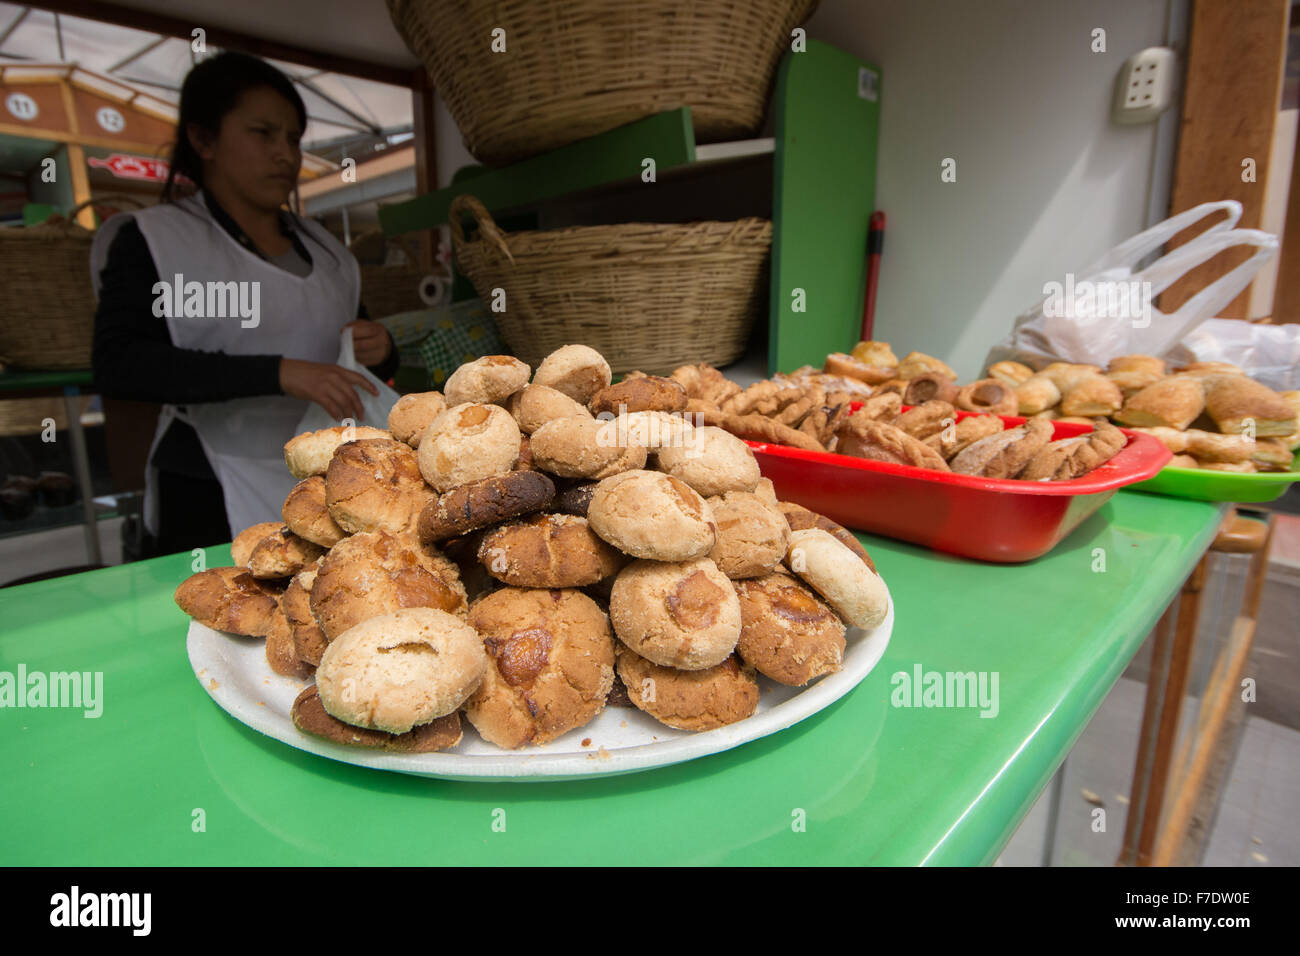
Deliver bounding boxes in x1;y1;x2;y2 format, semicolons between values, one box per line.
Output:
378;108;698;235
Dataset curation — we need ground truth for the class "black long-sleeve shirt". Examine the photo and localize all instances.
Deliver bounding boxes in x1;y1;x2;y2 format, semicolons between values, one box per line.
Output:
93;193;398;479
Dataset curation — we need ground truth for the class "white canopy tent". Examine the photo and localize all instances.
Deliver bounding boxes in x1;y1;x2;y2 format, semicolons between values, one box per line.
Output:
0;2;416;158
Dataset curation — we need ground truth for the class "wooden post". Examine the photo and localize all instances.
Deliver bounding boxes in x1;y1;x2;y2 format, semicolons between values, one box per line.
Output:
1152;516;1272;865
57;78;94;228
410;70;437;272
1159;0;1290;319
1118;553;1209;865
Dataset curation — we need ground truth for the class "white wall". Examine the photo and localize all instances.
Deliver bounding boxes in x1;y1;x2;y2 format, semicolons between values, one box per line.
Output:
807;0;1179;379
427;0;1183;380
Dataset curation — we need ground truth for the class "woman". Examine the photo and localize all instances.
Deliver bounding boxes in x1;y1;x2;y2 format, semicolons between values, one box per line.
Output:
92;52;398;557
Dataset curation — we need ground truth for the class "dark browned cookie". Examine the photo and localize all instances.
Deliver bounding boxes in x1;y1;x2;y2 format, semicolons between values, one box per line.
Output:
290;685;463;752
417;470;556;543
606;671;633;707
589;376;688;416
777;502;876;574
552;481;598;517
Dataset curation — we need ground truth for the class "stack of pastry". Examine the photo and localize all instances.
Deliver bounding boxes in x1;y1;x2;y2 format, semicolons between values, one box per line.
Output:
174;344;892;754
989;355;1299;473
672;342;1128;481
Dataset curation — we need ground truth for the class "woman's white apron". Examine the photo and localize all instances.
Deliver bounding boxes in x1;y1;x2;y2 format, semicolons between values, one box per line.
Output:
90;193;359;538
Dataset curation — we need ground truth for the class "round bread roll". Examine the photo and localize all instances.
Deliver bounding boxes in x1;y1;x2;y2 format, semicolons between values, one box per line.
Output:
443;355;531;406
609;557;741;670
506;384;592;434
734;573;846;686
324;438;434;535
529;415;648;479
387;391;447;447
533;344;611;404
173;566;281;637
282;476;346;547
616;645;758;731
309;530;468;640
786;528;889;630
316;607;488;734
463;587;616;749
284;425;390;479
247;526;327;579
231;521;282;567
655;425;761;497
417;402;521;492
608;410;697;451
753;477;780;510
707;490;791;579
587;469;716;561
477;512;627;588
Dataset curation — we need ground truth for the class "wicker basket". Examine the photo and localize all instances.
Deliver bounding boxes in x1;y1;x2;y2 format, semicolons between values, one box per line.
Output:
0;196;143;370
387;0;818;165
0;395;95;438
449;195;770;375
350;231;449;318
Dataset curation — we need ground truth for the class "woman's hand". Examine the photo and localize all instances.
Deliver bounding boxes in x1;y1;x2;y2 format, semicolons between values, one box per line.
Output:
278;358;378;421
346;320;393;367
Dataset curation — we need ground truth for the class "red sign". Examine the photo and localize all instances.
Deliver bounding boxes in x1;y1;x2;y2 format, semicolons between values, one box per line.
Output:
87;153;172;182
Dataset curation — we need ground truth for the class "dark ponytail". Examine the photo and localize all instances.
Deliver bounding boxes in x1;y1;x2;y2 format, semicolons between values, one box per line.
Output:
162;51;307;202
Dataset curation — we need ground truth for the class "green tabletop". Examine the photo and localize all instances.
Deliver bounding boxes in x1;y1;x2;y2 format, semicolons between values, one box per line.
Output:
0;492;1224;865
0;369;93;392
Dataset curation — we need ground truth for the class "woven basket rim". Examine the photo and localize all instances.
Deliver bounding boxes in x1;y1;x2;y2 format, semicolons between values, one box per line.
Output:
455;215;772;264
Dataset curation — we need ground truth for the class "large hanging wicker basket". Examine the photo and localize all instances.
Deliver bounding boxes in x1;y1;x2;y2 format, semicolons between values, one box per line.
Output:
449;195;770;375
0;196;143;371
387;0;818;166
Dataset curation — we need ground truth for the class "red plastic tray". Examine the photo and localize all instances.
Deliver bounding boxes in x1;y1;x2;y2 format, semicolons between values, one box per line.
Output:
746;410;1172;563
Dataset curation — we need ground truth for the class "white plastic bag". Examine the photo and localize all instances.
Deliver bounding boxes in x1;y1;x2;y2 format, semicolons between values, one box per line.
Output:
294;327;401;434
1167;319;1300;391
984;201;1278;371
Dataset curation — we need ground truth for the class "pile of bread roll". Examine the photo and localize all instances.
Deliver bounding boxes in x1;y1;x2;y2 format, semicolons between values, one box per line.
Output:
174;344;892;755
986;356;1300;473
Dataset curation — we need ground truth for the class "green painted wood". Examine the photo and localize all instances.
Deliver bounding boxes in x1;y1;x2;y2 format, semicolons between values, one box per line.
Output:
378;108;697;236
769;41;881;375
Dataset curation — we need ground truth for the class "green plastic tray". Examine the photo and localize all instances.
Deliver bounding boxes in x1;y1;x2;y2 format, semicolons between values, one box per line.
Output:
1128;453;1300;503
